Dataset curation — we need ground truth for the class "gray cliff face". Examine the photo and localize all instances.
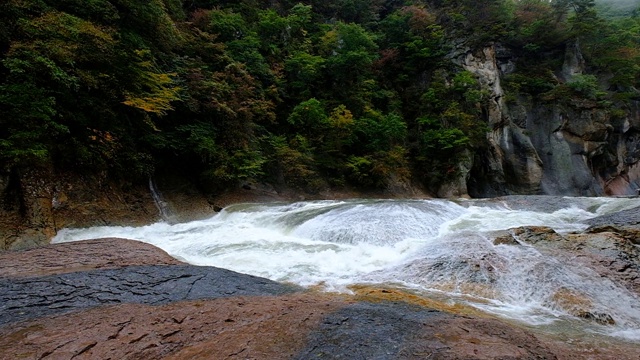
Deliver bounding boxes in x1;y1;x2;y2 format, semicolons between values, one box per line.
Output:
525;99;609;195
458;42;640;197
603;100;640;194
451;45;543;197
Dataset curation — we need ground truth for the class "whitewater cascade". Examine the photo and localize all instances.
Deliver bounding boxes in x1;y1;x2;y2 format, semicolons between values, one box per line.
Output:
53;196;640;340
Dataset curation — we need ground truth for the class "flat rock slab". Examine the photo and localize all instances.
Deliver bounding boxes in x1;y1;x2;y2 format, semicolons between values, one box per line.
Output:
294;301;557;360
2;238;639;359
0;238;182;278
0;264;300;326
0;294;561;360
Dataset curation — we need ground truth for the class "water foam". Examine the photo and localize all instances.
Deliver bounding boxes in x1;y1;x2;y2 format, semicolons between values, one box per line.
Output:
52;197;640;337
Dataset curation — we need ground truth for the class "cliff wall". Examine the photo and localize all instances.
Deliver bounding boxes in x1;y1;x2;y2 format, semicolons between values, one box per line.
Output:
452;42;640;197
4;42;640;249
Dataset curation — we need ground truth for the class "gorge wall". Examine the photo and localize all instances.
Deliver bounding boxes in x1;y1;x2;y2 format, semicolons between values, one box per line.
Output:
447;42;640;198
3;44;640;250
0;168;159;251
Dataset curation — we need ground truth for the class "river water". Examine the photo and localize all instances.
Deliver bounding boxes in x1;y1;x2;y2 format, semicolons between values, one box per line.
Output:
52;196;640;341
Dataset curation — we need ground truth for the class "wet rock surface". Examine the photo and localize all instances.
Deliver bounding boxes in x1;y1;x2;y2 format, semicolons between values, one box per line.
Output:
472;195;614;212
1;238;640;359
0;264;300;326
0;294;346;360
0;238;182;278
295;302;446;359
565;231;640;295
294;302;557;360
504;225;640;296
586;205;640;228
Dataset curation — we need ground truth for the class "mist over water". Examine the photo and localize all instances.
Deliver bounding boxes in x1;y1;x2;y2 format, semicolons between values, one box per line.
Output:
53;196;640;340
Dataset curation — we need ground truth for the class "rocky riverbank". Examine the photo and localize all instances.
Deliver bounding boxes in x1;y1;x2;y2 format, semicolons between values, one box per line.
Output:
0;169;429;252
2;233;640;359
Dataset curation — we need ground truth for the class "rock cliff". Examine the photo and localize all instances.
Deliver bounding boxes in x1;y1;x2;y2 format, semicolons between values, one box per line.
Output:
456;42;640;197
0;168;160;250
3;41;640;247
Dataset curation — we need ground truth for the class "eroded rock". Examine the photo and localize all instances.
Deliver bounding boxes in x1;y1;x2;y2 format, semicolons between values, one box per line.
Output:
549;288;615;326
512;226;565;244
0;238;182;278
1;238;640;359
0;264;300;326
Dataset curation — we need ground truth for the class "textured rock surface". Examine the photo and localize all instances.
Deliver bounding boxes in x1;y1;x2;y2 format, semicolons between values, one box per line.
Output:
0;170;159;251
1;238;640;359
505;224;640;297
586;205;640;228
294;301;557;360
0;238;182;278
0;295;567;360
0;264;300;326
457;42;640;197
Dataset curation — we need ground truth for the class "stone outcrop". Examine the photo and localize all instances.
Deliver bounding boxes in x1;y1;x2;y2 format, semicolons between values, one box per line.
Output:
491;222;640;325
505;223;640;296
561;39;586;82
0;238;181;278
453;41;640;197
0;263;300;326
0;170;239;251
451;44;544;197
3;238;639;359
0;169;160;251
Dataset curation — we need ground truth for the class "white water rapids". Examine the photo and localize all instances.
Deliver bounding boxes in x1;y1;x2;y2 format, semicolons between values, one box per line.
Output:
53;196;640;341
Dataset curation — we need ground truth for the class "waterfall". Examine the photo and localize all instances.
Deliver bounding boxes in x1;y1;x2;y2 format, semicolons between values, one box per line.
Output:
148;178;172;222
52;196;640;340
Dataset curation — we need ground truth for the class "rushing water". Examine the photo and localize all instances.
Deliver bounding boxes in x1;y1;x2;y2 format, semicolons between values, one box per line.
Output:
53;196;640;341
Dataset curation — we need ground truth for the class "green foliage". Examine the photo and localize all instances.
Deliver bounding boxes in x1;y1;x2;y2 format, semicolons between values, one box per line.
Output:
207;9;248;42
441;0;515;44
566;74;605;98
284;51;325;100
288;98;328;128
509;0;568;52
504;72;557;95
579;14;640;88
122;50;181;118
349;108;406;154
267;135;322;191
1;0;639;194
419;117;469;151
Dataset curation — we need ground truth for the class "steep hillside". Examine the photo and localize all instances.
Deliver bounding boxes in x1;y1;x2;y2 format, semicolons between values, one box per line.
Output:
2;0;640;246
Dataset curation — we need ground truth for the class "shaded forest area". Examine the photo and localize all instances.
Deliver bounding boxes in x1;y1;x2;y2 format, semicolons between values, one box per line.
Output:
1;0;639;194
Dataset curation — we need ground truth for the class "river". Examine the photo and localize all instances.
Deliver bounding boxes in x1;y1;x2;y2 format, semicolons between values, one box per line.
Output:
52;196;640;342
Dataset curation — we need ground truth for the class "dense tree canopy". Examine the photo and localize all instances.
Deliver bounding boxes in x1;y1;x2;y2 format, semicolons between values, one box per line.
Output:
1;0;639;193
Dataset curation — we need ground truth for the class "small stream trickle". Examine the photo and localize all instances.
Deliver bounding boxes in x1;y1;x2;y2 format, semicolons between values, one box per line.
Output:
148;178;173;222
52;196;640;341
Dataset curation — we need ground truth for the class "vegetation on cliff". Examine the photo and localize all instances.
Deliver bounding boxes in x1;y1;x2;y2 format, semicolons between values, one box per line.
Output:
1;0;639;194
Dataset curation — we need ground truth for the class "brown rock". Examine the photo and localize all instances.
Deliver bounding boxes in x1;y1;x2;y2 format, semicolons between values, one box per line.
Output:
0;294;348;360
0;238;182;278
0;292;566;360
512;226;565;244
564;231;640;295
505;226;640;297
588;225;640;245
0;169;159;251
493;232;520;246
549;288;615;325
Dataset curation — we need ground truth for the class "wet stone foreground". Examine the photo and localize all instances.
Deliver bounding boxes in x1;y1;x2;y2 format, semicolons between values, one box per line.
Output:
0;239;637;359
